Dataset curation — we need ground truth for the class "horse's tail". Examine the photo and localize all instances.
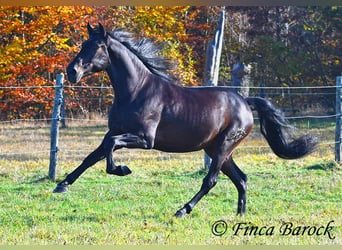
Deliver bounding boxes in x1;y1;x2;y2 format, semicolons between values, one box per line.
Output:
246;97;317;159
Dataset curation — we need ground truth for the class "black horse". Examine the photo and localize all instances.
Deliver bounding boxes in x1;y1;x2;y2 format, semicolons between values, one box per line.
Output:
54;23;317;217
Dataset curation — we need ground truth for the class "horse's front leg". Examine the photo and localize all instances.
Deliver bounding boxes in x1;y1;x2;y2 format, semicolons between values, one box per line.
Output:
105;133;131;176
105;132;154;176
53;131;111;193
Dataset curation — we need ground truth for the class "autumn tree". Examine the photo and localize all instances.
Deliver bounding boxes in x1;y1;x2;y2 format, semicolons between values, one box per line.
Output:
219;6;341;112
131;6;199;85
0;6;133;120
242;6;341;87
0;6;209;120
1;6;339;120
0;6;94;119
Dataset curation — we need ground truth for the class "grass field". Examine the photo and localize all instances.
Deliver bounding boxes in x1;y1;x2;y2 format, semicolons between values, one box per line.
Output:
0;122;341;245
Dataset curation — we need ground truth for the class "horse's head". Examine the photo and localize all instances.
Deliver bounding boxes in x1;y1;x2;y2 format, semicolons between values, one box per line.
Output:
67;23;110;83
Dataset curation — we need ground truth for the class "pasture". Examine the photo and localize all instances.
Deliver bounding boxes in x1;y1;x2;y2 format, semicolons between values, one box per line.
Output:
0;121;341;245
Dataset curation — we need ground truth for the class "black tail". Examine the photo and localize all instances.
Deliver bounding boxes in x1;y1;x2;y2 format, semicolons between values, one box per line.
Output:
246;97;317;159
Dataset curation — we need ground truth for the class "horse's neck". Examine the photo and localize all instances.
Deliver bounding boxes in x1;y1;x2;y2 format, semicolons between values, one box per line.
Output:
106;40;149;102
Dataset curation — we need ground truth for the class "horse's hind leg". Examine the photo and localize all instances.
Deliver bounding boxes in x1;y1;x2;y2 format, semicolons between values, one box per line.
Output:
221;156;247;215
174;154;225;217
175;136;236;218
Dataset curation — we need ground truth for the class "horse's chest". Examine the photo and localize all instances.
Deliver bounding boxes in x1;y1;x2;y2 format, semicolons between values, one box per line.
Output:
108;110;138;130
108;104;159;133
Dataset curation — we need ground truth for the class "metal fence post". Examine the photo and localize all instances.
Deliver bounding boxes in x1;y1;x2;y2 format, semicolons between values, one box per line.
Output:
335;76;342;162
49;73;64;181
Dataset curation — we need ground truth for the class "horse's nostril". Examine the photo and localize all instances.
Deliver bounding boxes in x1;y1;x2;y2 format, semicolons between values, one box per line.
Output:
67;69;77;79
68;69;77;75
66;68;79;83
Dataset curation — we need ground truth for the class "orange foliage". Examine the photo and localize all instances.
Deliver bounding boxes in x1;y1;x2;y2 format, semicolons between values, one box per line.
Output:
0;6;104;119
0;6;214;120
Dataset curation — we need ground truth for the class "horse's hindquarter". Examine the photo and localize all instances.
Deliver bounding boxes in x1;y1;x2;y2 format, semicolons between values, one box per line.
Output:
154;86;238;152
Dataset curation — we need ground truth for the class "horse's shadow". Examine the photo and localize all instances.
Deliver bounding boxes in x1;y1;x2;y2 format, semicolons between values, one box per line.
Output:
306;161;339;171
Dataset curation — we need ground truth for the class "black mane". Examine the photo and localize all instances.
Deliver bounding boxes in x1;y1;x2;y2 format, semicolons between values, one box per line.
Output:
108;29;175;81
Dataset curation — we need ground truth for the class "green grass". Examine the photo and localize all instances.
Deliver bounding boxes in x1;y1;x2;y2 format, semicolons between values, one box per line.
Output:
0;123;341;245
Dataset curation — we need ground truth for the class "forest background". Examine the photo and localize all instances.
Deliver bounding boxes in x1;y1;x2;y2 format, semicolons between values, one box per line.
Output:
0;6;340;120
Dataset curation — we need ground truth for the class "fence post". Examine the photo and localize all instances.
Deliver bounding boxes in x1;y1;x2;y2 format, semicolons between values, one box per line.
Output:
49;73;64;181
204;8;225;169
335;76;342;162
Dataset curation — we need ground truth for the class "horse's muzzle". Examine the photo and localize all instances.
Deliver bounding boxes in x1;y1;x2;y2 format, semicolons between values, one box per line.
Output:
66;66;83;83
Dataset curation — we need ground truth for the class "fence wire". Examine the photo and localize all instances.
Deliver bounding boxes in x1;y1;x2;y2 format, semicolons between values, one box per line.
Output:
0;84;338;163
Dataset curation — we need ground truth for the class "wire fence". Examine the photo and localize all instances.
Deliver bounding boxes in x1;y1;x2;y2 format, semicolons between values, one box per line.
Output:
0;84;337;118
0;81;338;169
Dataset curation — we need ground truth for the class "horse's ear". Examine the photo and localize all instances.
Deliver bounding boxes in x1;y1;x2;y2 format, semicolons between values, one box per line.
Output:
87;22;93;35
98;23;106;37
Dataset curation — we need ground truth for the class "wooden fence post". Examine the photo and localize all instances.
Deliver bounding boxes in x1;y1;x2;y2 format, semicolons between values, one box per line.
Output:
204;8;225;169
335;76;342;162
61;95;66;128
49;73;64;181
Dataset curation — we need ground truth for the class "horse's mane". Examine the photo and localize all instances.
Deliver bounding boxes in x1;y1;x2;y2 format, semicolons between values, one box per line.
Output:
108;29;175;81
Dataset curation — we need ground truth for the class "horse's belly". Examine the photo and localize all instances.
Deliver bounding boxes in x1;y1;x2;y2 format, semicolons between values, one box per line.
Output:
153;125;218;153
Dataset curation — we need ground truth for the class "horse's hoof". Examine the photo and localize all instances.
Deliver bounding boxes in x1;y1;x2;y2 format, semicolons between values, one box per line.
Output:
53;184;68;193
116;165;132;176
107;165;132;176
174;209;187;218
